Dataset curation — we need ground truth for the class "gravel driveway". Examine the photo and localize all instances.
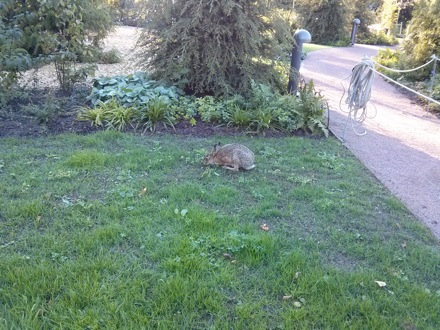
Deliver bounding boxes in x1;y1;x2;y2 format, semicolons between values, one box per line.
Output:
19;26;142;89
301;44;440;239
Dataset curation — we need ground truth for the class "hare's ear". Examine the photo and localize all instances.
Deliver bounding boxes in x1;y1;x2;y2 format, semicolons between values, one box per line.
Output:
213;143;221;152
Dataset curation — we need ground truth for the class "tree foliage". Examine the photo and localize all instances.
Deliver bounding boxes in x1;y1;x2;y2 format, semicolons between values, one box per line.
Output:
0;0;32;104
294;0;383;44
349;0;381;36
379;0;414;34
402;0;440;63
107;0;144;25
136;0;293;97
1;0;113;92
12;0;113;57
294;0;350;44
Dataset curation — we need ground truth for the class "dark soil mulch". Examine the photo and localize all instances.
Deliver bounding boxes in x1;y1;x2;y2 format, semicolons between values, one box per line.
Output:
0;88;298;138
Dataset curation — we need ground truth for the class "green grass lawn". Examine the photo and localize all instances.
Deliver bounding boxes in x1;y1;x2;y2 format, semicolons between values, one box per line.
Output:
302;43;332;54
1;132;439;329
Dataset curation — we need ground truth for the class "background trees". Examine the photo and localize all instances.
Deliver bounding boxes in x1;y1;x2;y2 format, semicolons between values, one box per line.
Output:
1;0;113;93
1;0;438;99
400;0;439;71
294;0;349;44
379;0;414;35
293;0;382;44
375;0;439;82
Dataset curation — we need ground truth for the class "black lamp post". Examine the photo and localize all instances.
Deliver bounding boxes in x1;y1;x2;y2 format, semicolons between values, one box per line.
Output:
288;29;312;94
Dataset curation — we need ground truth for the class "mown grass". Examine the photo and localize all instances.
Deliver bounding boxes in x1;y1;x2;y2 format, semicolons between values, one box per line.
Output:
302;43;332;53
0;131;439;329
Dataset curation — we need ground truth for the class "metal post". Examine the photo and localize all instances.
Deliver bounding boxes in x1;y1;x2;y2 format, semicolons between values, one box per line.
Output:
288;29;311;95
350;18;361;46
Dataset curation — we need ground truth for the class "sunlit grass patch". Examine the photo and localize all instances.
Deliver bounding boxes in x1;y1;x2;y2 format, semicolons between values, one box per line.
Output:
0;133;439;329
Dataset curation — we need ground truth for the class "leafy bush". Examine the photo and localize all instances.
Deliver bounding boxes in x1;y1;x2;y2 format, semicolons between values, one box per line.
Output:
374;48;440;113
77;48;122;65
0;3;32;107
358;31;398;46
1;0;113;92
194;96;228;124
20;93;62;124
374;49;402;80
77;106;108;127
105;104;135;131
77;98;134;131
133;97;176;133
14;0;113;57
296;81;329;135
399;0;440;80
225;105;252;128
191;80;329;135
96;49;122;64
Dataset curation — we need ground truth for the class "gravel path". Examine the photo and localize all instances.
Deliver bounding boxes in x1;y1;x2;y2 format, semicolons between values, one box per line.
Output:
301;44;440;239
19;26;142;89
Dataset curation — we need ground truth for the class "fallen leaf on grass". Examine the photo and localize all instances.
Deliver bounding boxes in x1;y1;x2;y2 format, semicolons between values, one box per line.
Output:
138;187;147;197
375;281;387;288
174;208;189;217
223;253;233;259
282;295;292;300
401;241;407;249
293;301;302;308
260;224;269;231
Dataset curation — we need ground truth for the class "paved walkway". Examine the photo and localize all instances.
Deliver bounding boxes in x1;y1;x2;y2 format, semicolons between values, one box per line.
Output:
300;44;440;239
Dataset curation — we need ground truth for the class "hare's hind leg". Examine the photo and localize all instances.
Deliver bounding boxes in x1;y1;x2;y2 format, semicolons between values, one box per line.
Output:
222;164;239;171
243;164;256;170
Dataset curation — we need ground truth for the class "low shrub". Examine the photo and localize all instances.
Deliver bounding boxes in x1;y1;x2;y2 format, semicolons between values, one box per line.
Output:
132;97;177;133
78;48;122;64
358;31;398;46
83;73;329;136
77;98;134;131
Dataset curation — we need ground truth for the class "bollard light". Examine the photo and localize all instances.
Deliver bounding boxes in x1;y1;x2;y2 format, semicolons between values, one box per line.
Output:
350;18;361;46
288;29;312;95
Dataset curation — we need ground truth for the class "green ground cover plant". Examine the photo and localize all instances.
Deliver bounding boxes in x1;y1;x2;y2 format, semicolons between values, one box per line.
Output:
1;132;439;329
81;74;329;136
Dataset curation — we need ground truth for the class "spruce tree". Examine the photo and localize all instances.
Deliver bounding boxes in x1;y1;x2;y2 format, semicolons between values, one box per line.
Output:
136;0;292;96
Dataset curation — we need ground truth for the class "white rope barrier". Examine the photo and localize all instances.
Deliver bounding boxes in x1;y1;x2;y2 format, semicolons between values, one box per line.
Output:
373;55;437;73
372;68;440;107
340;54;439;139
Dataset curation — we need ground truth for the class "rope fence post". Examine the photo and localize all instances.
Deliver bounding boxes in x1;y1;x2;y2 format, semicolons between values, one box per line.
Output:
429;55;438;97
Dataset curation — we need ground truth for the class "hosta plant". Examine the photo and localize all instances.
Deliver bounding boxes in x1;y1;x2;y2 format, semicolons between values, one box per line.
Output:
88;72;183;107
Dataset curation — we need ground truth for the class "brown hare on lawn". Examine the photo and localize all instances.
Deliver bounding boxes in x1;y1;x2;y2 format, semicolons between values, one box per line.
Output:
203;143;255;171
